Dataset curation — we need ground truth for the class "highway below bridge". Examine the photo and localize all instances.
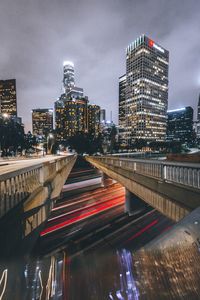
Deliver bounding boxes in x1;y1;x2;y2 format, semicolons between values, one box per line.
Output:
0;155;200;299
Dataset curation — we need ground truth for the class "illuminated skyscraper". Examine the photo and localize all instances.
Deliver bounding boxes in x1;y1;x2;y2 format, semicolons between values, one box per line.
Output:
0;79;17;117
63;61;75;93
122;35;169;145
55;95;88;141
32;108;53;136
166;107;193;144
88;104;100;136
118;74;127;145
63;61;83;98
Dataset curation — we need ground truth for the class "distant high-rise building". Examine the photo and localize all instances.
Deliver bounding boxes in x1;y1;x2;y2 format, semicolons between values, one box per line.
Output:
63;61;75;93
63;61;84;98
121;35;169;146
55;95;88;141
118;74;126;145
197;94;200;121
100;109;106;123
0;79;17;117
166;107;194;144
88;104;100;136
32;108;53;136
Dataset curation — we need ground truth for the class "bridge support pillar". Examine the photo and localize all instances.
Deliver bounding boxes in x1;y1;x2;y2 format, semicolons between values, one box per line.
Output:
101;172;113;187
125;188;148;216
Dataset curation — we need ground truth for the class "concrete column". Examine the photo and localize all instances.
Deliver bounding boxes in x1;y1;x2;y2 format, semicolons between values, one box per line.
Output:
125;188;148;216
101;172;113;187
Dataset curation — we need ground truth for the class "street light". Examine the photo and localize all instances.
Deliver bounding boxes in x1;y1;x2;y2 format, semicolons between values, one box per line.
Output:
2;113;9;119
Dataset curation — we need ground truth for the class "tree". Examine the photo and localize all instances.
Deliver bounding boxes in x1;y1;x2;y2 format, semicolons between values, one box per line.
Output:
132;139;147;150
67;132;102;155
0;117;26;156
110;124;117;153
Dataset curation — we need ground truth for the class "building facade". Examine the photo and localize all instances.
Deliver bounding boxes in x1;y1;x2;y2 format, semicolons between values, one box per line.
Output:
195;94;200;141
118;74;127;146
55;95;88;141
32;108;53;136
166;107;194;144
0;79;17;117
88;104;100;136
121;35;169;146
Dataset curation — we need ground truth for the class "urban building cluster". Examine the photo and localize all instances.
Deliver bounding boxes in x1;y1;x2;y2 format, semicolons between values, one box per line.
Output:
31;61;110;143
54;61;101;141
118;34;198;149
1;34;200;154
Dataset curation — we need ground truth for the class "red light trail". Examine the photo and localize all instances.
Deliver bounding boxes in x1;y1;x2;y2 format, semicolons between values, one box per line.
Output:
40;196;124;236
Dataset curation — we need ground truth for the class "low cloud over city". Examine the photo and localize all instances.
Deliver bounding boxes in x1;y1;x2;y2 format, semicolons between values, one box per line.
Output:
0;0;200;130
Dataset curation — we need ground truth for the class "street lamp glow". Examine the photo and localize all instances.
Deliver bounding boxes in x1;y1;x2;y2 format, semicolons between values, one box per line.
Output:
2;113;9;118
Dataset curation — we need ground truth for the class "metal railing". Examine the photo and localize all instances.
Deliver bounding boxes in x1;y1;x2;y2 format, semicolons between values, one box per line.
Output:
91;156;200;190
0;155;75;218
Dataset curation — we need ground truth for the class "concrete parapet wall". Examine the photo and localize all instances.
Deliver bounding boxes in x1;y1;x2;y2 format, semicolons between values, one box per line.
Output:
86;156;200;222
0;155;77;254
0;155;76;219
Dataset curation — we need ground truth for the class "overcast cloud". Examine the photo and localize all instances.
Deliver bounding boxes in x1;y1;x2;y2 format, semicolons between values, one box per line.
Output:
0;0;200;131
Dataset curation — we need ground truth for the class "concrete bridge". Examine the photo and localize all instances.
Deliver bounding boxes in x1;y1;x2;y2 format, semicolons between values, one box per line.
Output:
0;155;76;257
86;156;200;222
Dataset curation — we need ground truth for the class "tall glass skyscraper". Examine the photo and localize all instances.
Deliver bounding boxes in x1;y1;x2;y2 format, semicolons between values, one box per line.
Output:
88;104;100;137
63;61;83;98
118;74;127;145
55;96;88;141
0;79;17;117
63;61;75;93
166;107;193;144
121;34;169;146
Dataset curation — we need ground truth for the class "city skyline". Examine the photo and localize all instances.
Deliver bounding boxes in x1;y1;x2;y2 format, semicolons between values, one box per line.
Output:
0;0;200;131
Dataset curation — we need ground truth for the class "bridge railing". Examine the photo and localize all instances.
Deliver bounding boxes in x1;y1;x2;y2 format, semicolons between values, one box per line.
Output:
91;156;200;190
0;155;75;218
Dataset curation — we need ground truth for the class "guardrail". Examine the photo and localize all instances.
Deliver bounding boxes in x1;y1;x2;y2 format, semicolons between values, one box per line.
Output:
0;155;75;218
91;156;200;190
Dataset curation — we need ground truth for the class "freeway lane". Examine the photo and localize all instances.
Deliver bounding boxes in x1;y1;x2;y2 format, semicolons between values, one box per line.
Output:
40;195;125;236
67;209;173;300
3;156;200;299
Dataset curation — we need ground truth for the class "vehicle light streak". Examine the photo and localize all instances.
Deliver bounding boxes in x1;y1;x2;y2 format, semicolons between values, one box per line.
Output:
46;256;56;299
38;270;43;300
127;219;159;242
40;197;124;236
53;186;123;211
49;193;124;223
0;269;8;300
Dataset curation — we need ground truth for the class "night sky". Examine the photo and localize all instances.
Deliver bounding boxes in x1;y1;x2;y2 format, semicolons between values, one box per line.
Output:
0;0;200;131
